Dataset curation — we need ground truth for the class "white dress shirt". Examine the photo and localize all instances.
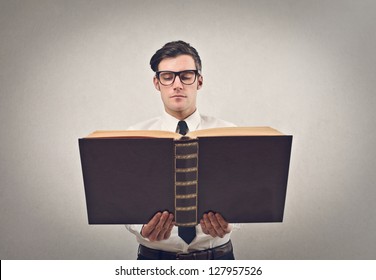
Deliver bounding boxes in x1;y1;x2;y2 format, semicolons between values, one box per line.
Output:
125;109;238;253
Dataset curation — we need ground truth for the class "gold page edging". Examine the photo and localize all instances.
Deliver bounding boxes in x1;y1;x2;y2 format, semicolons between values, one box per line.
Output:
175;154;197;159
175;181;197;186
176;167;198;172
175;142;199;148
176;222;197;227
176;194;197;199
176;206;197;211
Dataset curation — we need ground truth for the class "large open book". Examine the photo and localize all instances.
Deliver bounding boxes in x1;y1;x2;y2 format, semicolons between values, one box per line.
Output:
79;127;292;225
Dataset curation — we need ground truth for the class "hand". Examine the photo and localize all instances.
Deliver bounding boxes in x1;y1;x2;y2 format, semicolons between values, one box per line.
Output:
200;212;230;238
141;211;174;241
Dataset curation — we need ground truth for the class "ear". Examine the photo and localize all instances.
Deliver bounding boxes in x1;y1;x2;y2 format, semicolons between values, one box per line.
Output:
197;75;203;90
153;76;160;91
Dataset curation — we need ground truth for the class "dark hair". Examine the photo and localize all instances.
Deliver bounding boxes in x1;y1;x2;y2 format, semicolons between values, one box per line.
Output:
150;40;202;72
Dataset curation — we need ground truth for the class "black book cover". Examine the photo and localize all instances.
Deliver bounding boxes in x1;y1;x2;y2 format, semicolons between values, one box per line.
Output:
79;131;292;225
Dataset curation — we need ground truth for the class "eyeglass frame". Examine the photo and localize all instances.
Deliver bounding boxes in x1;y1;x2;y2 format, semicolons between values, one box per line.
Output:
155;69;201;86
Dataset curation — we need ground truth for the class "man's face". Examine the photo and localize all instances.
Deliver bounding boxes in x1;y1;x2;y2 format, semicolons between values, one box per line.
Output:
153;54;203;119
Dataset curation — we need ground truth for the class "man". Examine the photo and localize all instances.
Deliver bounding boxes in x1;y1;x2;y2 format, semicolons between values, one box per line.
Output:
126;41;237;260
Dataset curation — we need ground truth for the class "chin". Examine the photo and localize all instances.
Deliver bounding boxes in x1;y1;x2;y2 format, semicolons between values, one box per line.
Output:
169;104;187;112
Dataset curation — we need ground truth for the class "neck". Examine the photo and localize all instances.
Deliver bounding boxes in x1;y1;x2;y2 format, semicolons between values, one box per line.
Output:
166;107;197;121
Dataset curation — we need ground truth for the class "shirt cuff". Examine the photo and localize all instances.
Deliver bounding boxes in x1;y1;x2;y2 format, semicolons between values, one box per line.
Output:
125;224;151;241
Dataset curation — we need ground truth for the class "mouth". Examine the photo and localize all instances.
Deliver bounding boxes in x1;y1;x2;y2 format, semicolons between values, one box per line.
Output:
171;95;186;98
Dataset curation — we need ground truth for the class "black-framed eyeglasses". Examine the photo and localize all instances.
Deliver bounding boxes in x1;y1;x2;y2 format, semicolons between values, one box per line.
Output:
155;70;200;86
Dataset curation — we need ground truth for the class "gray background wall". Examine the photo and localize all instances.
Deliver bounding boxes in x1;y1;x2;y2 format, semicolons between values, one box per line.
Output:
1;0;375;259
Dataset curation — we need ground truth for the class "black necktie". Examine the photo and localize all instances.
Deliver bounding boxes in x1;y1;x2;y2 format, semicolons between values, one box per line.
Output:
177;121;196;244
177;120;188;135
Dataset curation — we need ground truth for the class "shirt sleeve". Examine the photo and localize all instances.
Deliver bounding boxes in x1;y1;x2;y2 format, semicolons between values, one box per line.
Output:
125;224;151;241
230;223;242;231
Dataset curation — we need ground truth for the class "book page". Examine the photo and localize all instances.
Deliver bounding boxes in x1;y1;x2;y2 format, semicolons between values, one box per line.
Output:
188;127;284;138
85;130;180;139
84;127;285;139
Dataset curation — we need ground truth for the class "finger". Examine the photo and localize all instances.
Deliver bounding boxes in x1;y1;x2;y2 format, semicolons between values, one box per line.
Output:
148;211;169;241
215;213;230;233
200;219;208;234
162;216;175;240
208;212;225;238
158;213;174;240
203;213;217;238
141;212;162;237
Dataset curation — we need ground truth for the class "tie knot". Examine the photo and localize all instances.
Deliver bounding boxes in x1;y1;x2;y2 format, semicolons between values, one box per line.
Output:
178;121;188;135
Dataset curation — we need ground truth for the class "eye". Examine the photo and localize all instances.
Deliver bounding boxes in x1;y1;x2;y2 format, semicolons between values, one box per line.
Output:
180;71;195;81
160;72;174;81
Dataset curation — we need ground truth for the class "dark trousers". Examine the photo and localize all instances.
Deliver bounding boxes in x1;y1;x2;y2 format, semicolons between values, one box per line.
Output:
137;240;235;260
137;251;235;260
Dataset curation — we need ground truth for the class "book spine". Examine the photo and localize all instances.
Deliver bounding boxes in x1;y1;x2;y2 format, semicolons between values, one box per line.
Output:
174;139;199;226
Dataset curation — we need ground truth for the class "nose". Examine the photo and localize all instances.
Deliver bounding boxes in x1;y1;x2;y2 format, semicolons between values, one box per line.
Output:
173;75;183;89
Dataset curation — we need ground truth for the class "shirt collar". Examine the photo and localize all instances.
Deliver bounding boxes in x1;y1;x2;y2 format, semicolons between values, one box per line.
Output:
184;109;201;132
161;109;201;133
